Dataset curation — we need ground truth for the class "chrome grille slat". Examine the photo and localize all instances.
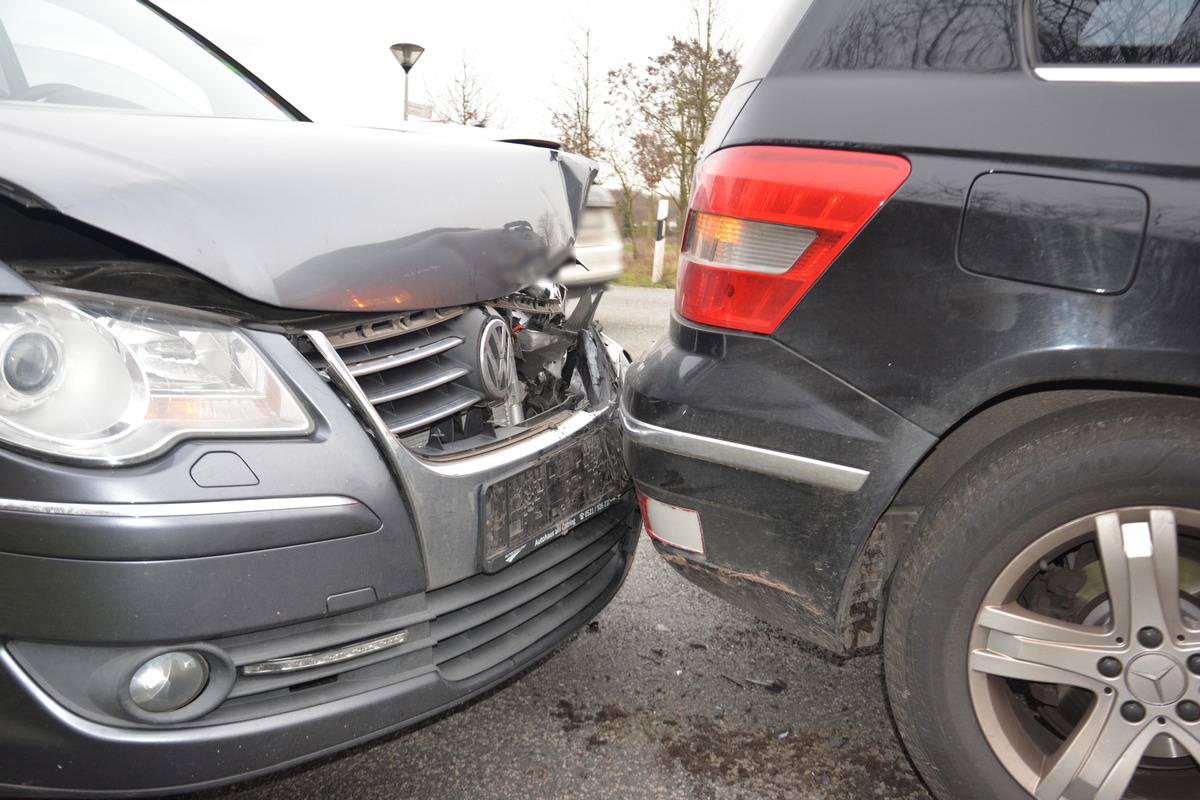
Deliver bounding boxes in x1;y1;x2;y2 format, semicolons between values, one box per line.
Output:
347;335;464;378
362;363;469;405
310;313;482;443
384;391;483;435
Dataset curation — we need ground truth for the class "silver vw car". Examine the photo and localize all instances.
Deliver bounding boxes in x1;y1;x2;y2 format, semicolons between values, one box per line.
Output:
0;0;638;794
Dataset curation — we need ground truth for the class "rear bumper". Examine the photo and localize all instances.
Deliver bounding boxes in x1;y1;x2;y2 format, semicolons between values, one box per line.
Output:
620;317;935;649
0;501;639;797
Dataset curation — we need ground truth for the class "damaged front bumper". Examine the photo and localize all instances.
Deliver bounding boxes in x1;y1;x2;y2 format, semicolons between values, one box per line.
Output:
304;283;633;581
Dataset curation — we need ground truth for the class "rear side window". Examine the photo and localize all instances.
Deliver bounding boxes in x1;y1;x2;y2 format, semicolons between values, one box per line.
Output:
1037;0;1200;63
774;0;1019;73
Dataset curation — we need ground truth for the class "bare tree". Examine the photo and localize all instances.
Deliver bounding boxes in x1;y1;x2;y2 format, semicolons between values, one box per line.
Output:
632;131;672;198
604;145;643;258
610;0;741;217
547;27;645;257
549;28;603;160
630;131;674;256
434;52;503;127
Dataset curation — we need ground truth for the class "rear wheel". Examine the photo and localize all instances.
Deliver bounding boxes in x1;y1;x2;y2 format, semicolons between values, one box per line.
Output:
885;399;1200;800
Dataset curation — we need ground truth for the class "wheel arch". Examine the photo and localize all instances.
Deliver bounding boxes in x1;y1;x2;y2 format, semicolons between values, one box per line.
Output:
836;381;1200;652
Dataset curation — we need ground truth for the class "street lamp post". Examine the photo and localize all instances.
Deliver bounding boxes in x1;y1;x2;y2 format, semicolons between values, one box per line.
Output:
389;43;424;121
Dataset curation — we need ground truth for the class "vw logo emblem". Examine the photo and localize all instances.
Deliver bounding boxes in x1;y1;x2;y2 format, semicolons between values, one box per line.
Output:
478;317;516;399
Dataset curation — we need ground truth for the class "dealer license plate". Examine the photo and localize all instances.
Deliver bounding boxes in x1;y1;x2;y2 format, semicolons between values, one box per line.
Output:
481;427;628;571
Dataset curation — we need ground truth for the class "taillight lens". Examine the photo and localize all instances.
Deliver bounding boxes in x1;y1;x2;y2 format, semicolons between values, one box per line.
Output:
676;146;910;334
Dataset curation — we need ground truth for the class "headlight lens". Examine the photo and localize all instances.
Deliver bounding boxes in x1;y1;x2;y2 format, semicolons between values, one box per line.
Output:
0;314;64;408
0;293;312;464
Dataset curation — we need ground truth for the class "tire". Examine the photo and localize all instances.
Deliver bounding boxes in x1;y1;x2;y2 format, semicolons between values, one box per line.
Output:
885;398;1200;800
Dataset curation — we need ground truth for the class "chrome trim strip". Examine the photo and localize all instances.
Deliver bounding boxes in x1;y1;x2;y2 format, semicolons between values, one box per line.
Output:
0;495;359;519
307;330;410;481
421;409;602;477
242;630;410;675
1035;66;1200;83
621;410;869;493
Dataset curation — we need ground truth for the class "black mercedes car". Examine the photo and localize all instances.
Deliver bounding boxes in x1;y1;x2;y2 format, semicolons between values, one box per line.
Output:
0;0;638;795
623;1;1200;798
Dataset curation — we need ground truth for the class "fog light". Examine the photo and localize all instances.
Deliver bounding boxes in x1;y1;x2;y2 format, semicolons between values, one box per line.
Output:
130;651;210;713
639;493;705;555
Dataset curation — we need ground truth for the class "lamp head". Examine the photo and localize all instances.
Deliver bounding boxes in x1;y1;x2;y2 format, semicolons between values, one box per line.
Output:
390;43;424;73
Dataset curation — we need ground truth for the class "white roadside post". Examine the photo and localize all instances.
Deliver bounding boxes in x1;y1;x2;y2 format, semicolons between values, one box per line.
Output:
651;199;669;284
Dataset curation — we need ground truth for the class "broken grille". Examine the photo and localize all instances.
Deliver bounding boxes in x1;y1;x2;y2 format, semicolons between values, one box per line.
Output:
308;308;481;441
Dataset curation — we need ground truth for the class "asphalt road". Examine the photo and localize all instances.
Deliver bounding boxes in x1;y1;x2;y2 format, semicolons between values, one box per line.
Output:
194;286;931;800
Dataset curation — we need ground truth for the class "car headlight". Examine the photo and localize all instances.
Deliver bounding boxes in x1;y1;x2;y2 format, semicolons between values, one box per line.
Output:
0;293;313;465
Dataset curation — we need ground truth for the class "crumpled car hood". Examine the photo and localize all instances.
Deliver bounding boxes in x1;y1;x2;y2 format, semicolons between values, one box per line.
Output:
0;106;595;312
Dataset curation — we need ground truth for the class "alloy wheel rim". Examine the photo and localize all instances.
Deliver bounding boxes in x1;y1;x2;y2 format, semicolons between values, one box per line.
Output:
968;507;1200;800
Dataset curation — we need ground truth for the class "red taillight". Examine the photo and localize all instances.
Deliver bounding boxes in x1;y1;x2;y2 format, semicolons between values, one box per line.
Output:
676;146;910;334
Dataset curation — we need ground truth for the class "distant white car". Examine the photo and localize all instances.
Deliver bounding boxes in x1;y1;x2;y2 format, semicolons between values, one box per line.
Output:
557;185;624;287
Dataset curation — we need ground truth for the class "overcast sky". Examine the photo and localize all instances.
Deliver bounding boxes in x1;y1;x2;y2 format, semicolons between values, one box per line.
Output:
155;0;783;136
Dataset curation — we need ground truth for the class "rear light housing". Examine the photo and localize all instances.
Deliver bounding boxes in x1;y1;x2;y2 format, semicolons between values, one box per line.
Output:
676;146;911;334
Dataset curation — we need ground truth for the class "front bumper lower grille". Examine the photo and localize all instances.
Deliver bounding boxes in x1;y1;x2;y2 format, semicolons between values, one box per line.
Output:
9;499;638;730
179;499;637;724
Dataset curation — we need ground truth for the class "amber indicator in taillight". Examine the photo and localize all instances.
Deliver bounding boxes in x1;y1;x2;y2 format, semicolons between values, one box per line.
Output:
676;146;910;334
